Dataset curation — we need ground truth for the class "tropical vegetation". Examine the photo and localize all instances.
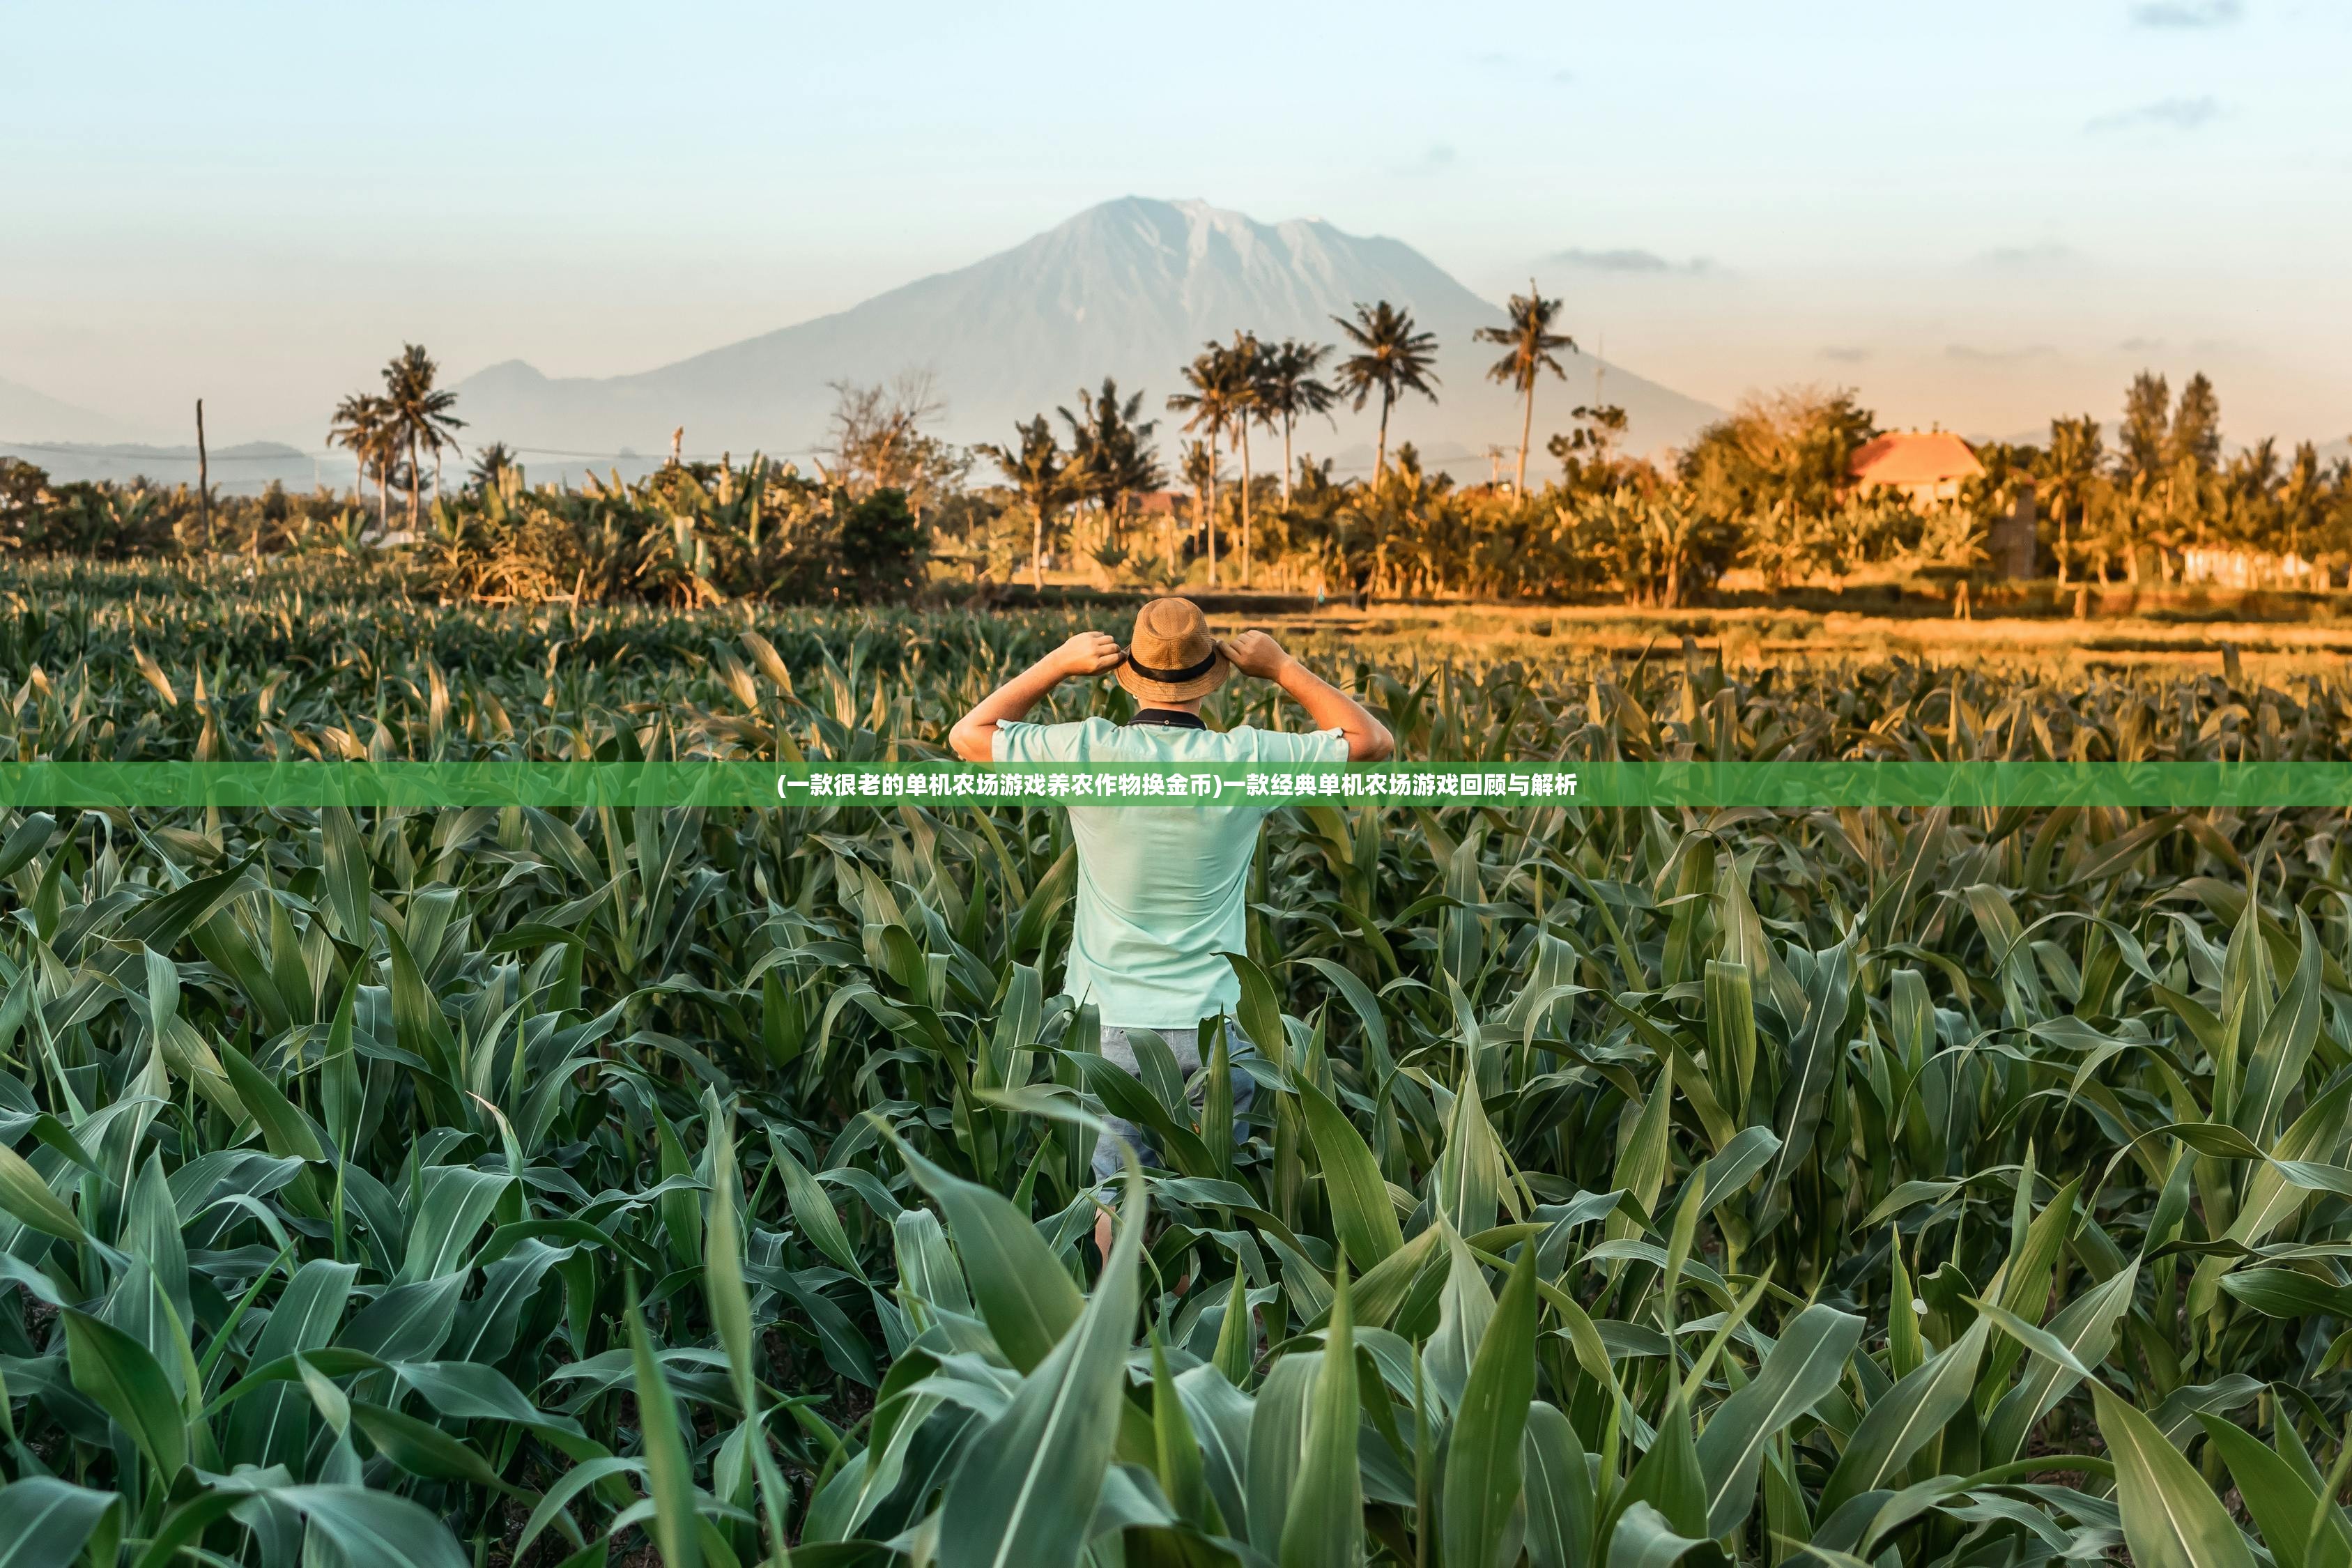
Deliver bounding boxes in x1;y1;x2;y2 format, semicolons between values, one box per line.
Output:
6;305;2350;610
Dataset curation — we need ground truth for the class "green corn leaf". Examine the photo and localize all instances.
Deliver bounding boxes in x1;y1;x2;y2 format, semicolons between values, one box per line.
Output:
1704;958;1758;1115
937;1159;1144;1568
1434;1064;1505;1240
322;966;364;1155
1608;1499;1709;1568
626;1276;703;1568
1523;1401;1594;1568
63;1307;189;1481
1354;1222;1443;1331
225;1258;356;1468
0;813;55;882
1248;1354;1321;1558
395;1165;511;1284
0;1477;119;1568
893;1137;1082;1374
1299;955;1390;1065
1696;1304;1864;1537
2197;1414;2352;1568
271;1484;471;1568
1298;1076;1403;1268
1426;1224;1496;1414
319;806;372;944
1818;1313;1989;1515
2236;909;2323;1144
1442;1241;1540;1568
217;1038;328;1163
1622;1393;1707;1542
2220;1267;2352;1320
771;1134;863;1281
1752;937;1854;1238
0;1141;86;1244
703;1096;792;1562
351;1401;518;1493
2096;1385;2257;1568
1152;1335;1218;1532
1985;1261;2137;1466
1279;1250;1360;1568
1224;950;1291;1072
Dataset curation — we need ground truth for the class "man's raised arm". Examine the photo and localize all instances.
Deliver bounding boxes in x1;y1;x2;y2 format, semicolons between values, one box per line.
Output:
948;631;1124;762
1221;631;1394;761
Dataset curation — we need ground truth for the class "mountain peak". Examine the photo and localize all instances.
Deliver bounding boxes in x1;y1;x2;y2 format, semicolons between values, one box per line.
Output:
0;375;144;445
454;199;1718;469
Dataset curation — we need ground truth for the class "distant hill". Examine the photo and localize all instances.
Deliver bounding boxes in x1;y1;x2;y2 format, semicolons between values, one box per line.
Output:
454;197;1721;480
0;376;141;445
0;440;325;495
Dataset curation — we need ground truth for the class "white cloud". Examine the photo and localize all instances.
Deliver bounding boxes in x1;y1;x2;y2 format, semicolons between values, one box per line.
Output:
2086;95;2223;132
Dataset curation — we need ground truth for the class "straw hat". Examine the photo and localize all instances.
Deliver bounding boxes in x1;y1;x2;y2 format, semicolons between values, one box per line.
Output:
1116;597;1229;702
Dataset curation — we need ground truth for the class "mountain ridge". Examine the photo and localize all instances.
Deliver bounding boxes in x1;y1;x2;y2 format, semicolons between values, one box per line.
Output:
0;376;144;445
453;197;1720;475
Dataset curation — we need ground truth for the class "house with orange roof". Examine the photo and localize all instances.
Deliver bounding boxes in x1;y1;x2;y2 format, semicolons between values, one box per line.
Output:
1847;430;1986;506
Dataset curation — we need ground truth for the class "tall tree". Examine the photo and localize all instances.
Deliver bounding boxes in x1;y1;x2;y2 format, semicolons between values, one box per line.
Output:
2280;440;2326;558
1332;301;1440;484
1222;333;1266;583
2040;415;2105;586
2117;371;2171;486
822;372;967;518
1057;378;1165;541
468;441;518;495
1254;338;1337;507
978;415;1075;590
381;344;465;529
1167;344;1250;585
327;392;394;526
2169;372;2222;475
1178;440;1221;581
2222;436;2281;548
1473;281;1575;495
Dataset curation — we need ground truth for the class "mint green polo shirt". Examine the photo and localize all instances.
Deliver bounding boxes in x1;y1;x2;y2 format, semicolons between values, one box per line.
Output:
994;717;1347;1027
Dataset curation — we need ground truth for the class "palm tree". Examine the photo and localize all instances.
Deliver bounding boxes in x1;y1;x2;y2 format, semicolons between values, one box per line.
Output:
1255;338;1337;507
468;441;518;494
978;415;1075;589
381;344;466;529
1473;281;1574;495
1057;378;1165;544
327;392;395;527
1332;301;1440;484
1167;344;1251;586
1178;439;1223;583
2041;415;2105;587
1221;333;1266;583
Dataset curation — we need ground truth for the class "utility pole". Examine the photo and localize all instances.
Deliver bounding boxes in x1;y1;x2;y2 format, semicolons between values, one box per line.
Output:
195;399;212;547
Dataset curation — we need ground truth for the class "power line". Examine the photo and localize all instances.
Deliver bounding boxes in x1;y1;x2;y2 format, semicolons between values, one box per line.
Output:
1;438;829;464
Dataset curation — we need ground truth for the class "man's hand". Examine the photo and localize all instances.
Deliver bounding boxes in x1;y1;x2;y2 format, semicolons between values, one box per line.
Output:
1053;631;1125;679
1220;630;1293;679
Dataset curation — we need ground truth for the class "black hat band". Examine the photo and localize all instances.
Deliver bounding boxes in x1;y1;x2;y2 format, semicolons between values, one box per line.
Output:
1124;647;1220;684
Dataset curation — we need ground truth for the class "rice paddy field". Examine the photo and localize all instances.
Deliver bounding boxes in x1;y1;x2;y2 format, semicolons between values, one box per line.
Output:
8;556;2352;1568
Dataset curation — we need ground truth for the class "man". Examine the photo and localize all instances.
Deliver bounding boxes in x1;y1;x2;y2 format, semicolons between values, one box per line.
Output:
950;597;1392;1257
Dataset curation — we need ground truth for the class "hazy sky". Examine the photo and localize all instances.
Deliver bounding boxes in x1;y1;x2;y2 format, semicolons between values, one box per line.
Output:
6;0;2347;449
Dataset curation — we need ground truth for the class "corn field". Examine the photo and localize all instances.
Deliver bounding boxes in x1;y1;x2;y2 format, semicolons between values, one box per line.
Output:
4;558;2352;1568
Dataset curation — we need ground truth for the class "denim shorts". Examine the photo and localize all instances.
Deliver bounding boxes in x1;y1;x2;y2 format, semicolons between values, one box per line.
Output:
1089;1024;1256;1182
